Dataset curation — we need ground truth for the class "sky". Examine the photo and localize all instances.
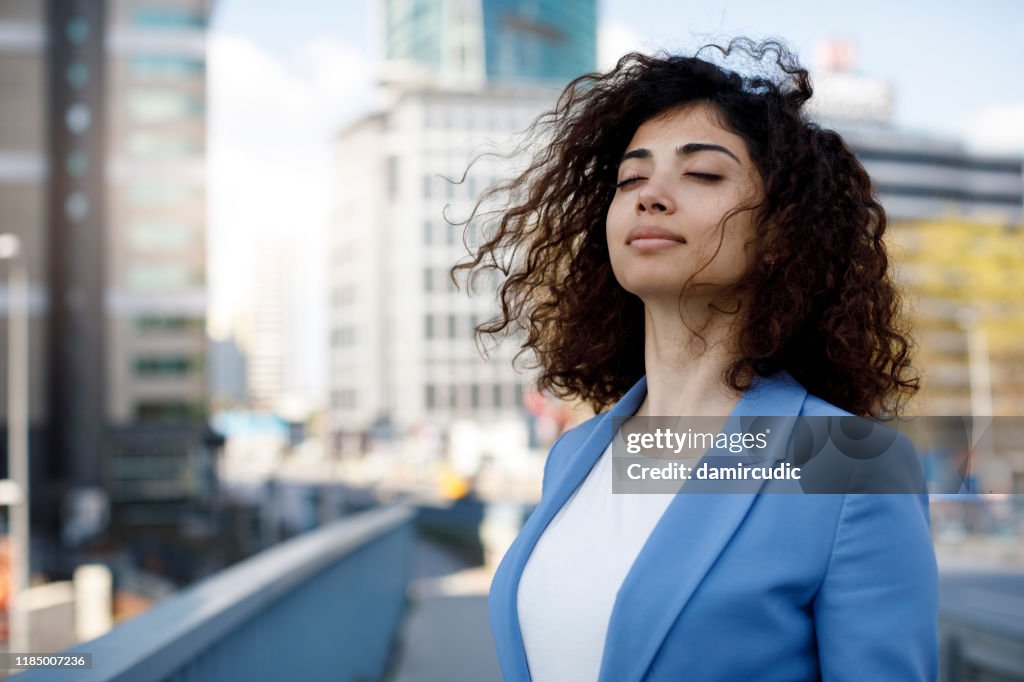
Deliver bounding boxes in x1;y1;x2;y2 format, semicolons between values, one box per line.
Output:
206;0;1024;405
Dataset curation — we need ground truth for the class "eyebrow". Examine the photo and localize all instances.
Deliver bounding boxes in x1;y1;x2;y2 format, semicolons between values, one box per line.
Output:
620;143;741;164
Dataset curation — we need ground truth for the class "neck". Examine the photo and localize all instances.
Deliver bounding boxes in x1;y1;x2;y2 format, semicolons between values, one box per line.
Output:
634;297;747;417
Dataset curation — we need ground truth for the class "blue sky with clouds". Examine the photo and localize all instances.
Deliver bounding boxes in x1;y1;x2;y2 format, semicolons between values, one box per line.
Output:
212;0;1024;147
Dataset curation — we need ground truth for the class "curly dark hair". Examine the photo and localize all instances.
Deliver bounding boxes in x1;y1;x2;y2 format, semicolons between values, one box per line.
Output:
451;37;918;419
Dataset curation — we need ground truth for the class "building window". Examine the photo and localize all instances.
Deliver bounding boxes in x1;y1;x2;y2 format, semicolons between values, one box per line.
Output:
424;267;433;292
134;355;198;376
134;317;200;334
332;284;354;306
129;221;192;251
424;220;433;245
66;62;89;89
65;17;89;45
493;384;503;409
65;103;91;133
332;326;356;346
64;192;89;221
470;383;480;408
130;56;205;79
135;401;202;422
447;314;457;339
131;8;206;29
425;314;434;339
128;91;204;122
425;384;436;409
128;183;197;206
65;150;88;177
126;264;198;290
126;132;202;158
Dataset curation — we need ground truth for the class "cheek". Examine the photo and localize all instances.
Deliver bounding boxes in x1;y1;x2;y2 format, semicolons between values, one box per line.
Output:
605;210;630;273
605;197;627;235
717;223;758;270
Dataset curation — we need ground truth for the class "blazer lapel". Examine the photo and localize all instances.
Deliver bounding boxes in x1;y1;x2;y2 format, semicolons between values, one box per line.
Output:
597;372;808;681
495;376;650;680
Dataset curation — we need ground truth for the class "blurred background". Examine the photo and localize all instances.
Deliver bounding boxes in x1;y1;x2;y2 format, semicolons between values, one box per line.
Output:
0;0;1021;680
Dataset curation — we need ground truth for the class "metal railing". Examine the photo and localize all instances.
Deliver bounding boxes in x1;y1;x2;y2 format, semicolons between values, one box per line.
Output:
16;504;415;682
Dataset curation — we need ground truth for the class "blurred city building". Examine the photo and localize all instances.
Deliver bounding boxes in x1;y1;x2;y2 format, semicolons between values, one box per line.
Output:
0;0;216;585
329;83;562;454
810;39;1022;224
888;220;1024;420
207;333;246;407
379;0;596;87
328;0;597;456
812;39;1024;491
239;234;290;411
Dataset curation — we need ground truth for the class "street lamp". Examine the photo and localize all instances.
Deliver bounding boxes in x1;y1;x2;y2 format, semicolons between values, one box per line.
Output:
955;306;1002;494
955;307;994;419
0;233;29;653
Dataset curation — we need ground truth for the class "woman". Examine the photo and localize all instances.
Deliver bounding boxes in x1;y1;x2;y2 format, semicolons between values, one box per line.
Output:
454;38;937;681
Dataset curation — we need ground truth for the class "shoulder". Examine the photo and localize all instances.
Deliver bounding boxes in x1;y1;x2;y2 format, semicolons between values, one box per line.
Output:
797;388;926;493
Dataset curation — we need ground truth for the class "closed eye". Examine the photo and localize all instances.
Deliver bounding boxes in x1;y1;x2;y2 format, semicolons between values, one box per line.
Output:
615;174;645;189
686;172;722;181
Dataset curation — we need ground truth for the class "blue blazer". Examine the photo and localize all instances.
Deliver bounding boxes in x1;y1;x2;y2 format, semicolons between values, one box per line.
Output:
489;372;938;681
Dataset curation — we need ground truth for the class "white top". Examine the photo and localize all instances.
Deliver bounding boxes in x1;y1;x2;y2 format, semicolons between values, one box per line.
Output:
517;430;695;682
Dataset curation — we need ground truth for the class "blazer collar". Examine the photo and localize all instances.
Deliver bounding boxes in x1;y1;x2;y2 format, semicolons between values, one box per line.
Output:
497;371;808;681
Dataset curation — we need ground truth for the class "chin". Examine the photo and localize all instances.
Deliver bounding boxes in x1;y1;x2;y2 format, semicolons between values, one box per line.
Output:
616;273;744;307
616;278;690;301
611;262;687;295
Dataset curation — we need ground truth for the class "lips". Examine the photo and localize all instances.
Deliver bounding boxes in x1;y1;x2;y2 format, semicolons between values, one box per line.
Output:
626;226;687;245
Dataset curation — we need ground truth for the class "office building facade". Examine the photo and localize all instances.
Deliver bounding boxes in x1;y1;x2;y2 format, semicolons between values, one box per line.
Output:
0;0;213;575
380;0;596;86
328;0;598;451
329;83;566;449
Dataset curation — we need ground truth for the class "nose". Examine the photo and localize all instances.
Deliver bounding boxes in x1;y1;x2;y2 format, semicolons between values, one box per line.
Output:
636;176;675;214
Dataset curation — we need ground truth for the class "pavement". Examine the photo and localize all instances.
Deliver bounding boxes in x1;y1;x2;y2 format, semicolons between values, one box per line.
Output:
384;538;502;682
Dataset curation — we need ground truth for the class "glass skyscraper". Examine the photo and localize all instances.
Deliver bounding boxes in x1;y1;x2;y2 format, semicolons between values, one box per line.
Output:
481;0;595;82
382;0;596;84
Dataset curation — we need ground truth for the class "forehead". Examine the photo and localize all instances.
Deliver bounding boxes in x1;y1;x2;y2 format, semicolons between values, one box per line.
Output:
625;104;749;159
